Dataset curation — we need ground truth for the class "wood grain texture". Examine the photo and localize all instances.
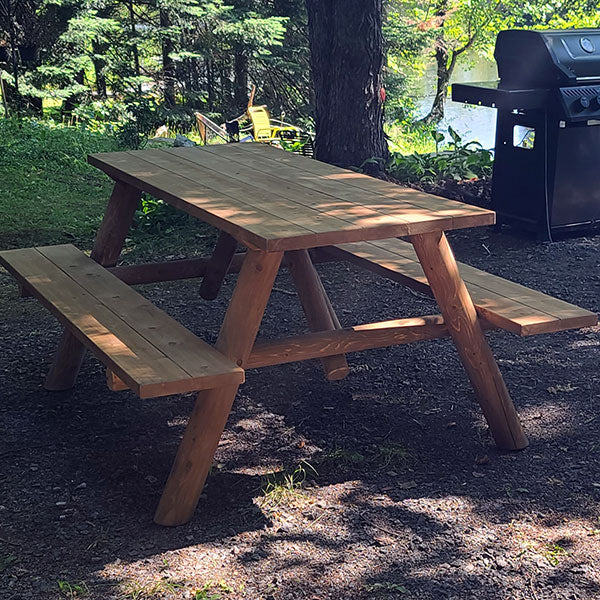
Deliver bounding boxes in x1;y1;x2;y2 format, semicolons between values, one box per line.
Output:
107;251;336;286
43;180;141;390
410;232;528;451
0;245;243;398
154;249;283;526
88;145;495;251
199;231;238;300
329;239;598;335
286;249;349;380
246;314;488;368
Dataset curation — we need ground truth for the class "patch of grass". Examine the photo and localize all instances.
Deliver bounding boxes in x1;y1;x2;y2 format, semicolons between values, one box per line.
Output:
121;578;183;599
258;461;317;509
365;582;408;595
57;580;90;599
318;441;409;473
0;118;119;249
194;579;236;599
0;554;18;573
0;118;209;256
542;543;568;566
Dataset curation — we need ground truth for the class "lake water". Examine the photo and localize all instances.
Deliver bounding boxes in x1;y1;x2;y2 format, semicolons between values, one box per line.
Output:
414;57;498;149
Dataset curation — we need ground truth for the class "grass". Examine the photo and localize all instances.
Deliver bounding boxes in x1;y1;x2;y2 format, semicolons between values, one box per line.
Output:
0;117;214;257
259;461;317;509
0;118;119;249
57;580;90;599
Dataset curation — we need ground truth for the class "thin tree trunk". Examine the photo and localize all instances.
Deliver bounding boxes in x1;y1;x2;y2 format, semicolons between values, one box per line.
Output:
92;39;108;99
160;8;176;107
305;0;387;171
421;45;452;125
127;0;141;93
233;50;248;110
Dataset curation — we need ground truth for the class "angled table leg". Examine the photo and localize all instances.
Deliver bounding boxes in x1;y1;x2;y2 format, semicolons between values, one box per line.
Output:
199;231;238;300
286;249;349;381
409;231;528;451
154;249;283;526
44;181;141;391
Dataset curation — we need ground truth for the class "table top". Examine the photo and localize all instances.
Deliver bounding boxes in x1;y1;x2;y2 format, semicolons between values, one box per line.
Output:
89;143;495;252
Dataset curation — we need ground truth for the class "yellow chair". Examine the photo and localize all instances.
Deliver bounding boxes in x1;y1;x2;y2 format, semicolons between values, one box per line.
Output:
247;106;301;143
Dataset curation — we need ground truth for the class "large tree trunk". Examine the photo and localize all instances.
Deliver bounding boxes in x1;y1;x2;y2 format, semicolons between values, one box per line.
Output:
305;0;387;170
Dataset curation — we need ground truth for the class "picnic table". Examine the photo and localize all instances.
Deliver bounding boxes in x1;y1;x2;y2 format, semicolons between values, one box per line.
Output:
1;143;596;526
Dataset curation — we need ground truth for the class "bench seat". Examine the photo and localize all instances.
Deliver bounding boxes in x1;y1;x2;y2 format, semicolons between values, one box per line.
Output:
329;239;598;336
0;244;244;398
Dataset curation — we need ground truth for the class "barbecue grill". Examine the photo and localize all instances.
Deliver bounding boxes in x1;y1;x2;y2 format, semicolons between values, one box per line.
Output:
452;29;600;240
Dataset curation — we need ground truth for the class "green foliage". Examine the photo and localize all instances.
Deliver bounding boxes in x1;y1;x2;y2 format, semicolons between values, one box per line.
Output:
0;118;119;248
259;461;317;508
134;193;191;233
57;580;90;599
388;127;493;184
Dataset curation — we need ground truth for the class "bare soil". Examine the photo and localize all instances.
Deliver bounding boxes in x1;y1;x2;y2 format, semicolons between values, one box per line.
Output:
1;183;600;600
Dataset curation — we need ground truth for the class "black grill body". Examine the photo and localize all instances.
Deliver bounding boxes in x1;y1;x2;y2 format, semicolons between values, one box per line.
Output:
452;29;600;240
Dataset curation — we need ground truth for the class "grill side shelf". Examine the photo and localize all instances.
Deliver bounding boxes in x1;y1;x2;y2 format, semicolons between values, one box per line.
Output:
452;82;550;111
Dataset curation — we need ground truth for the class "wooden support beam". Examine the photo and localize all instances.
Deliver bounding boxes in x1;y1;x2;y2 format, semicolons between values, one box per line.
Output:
286;249;349;381
199;231;238;300
248;315;453;368
106;249;336;287
409;231;528;451
154;249;283;526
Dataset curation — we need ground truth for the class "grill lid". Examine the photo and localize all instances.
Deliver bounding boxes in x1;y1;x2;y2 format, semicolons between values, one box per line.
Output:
495;29;600;87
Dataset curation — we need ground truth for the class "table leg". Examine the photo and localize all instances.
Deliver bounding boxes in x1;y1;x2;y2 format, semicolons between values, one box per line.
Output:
199;231;238;300
286;249;349;381
409;231;528;451
44;181;141;391
154;249;283;526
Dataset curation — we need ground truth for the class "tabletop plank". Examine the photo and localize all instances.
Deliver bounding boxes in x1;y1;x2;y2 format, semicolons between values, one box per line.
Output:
89;144;495;251
227;143;496;230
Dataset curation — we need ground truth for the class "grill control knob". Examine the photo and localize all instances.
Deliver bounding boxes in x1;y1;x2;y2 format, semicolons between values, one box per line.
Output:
593;95;600;109
575;96;591;111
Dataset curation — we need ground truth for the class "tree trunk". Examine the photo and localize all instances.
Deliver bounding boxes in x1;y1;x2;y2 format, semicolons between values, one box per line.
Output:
305;0;387;170
92;39;108;99
160;8;176;107
421;45;451;125
62;69;85;116
233;51;249;110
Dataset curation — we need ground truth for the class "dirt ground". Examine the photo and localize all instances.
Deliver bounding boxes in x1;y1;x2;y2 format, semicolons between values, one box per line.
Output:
1;199;600;599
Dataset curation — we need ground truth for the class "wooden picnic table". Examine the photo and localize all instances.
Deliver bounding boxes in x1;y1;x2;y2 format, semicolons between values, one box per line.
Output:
3;142;596;526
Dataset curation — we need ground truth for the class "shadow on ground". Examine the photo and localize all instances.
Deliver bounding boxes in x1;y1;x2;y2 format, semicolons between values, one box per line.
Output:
1;227;599;599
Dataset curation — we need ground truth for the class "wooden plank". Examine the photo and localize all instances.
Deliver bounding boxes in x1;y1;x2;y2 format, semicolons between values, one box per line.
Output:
200;144;456;234
35;244;244;392
0;247;190;398
215;143;496;230
286;249;349;380
161;147;434;235
154;250;283;526
45;181;140;390
331;239;597;335
107;251;337;286
410;231;528;451
130;149;377;245
247;314;471;368
88;151;314;251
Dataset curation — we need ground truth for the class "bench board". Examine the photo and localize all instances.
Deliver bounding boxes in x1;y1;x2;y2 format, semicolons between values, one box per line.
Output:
0;245;244;398
330;239;598;336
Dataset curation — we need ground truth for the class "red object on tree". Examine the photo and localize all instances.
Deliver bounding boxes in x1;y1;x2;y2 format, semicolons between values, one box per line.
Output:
379;86;386;104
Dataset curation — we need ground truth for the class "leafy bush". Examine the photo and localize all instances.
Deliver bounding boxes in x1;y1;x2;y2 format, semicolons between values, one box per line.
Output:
387;126;493;184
